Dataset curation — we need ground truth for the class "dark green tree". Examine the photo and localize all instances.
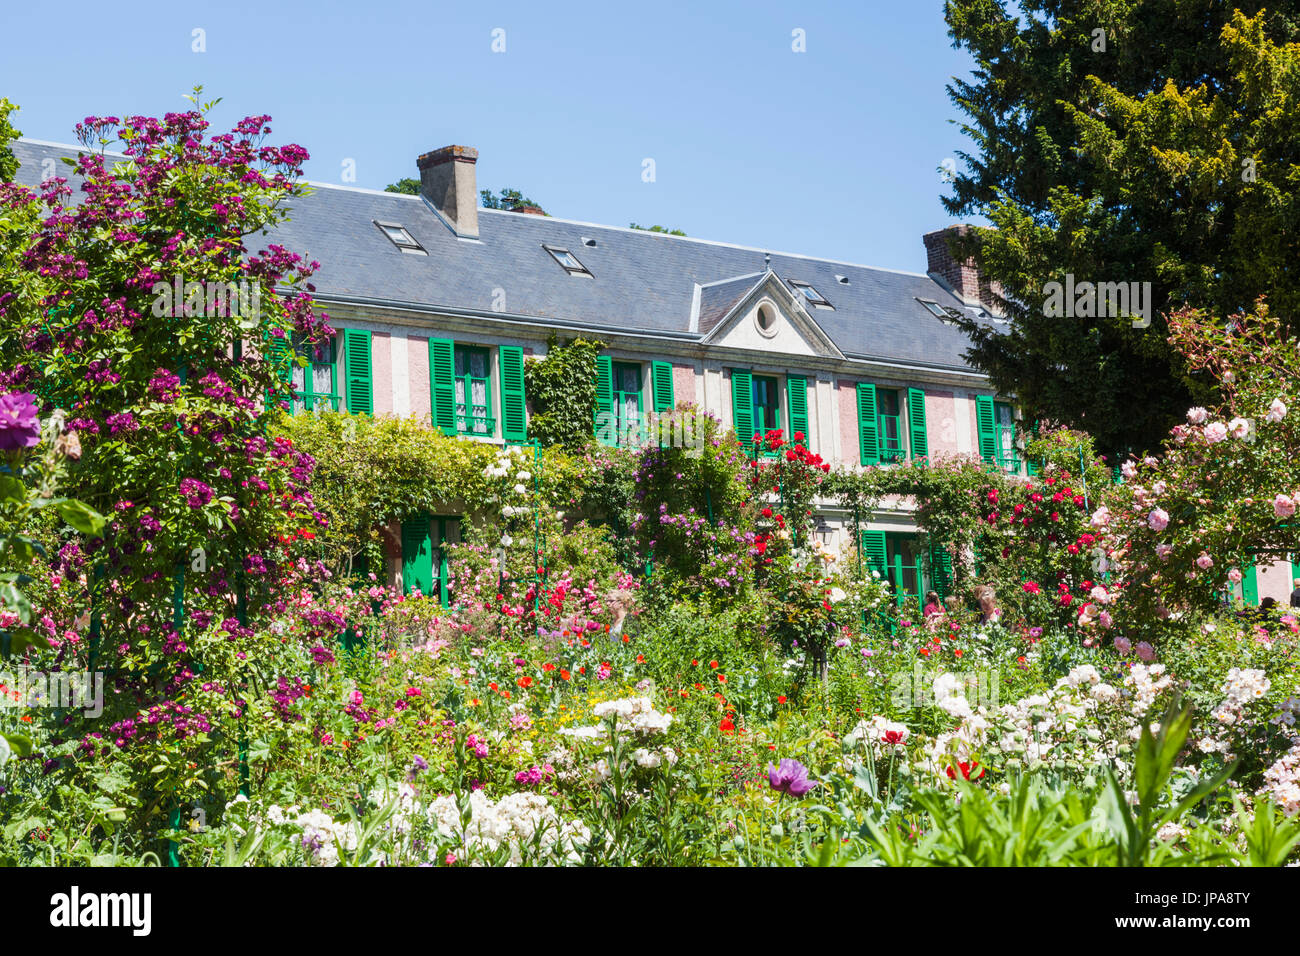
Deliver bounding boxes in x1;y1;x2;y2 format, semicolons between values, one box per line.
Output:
480;187;546;214
383;177;421;195
943;1;1300;457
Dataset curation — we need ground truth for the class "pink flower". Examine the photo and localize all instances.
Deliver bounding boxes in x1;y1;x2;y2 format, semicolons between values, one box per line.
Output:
1090;506;1111;528
1121;461;1138;479
1156;543;1173;561
1135;641;1156;662
1098;610;1113;629
1274;494;1296;519
1148;508;1170;531
1228;417;1252;440
1186;407;1209;425
1203;422;1228;444
1228;568;1243;584
1196;552;1214;570
1265;398;1287;423
1114;636;1132;654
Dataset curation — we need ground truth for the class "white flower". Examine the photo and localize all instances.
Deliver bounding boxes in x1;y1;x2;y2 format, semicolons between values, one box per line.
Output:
500;534;513;547
1121;461;1138;479
513;483;527;495
1186;406;1209;425
633;748;662;769
1228;417;1252;440
0;734;10;768
516;471;531;482
1265;398;1288;423
828;587;847;603
1090;505;1111;528
1203;421;1228;443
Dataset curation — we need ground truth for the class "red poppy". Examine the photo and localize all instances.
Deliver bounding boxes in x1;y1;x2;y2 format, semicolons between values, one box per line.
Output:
946;761;985;780
777;695;787;704
719;716;735;735
560;669;571;681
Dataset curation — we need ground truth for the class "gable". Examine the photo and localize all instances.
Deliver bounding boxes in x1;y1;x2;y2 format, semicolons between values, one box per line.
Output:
701;272;842;359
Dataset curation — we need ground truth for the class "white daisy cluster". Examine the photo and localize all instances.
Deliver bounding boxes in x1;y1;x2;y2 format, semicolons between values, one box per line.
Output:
919;664;1165;780
293;808;360;867
1200;670;1277;759
427;790;591;865
590;696;674;736
1259;740;1300;818
1223;668;1271;705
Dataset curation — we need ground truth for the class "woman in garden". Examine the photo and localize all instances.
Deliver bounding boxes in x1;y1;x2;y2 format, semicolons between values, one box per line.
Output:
922;591;944;630
975;585;1002;624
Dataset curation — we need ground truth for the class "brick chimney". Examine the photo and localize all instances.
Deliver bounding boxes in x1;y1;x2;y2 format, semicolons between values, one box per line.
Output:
922;225;1003;315
417;145;479;239
513;205;546;216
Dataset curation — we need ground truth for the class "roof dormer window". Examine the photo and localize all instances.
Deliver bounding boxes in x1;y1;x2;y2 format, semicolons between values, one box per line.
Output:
374;220;427;255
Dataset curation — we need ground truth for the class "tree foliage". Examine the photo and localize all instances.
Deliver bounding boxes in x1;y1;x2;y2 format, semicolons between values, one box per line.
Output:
943;1;1300;456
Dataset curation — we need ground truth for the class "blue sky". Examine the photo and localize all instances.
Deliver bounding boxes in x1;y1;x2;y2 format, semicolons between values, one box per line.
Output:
1;0;979;273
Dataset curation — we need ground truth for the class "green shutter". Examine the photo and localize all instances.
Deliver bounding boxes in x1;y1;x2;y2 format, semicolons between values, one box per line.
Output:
975;395;997;464
856;383;879;465
594;354;614;444
650;360;675;413
930;546;954;599
429;338;456;435
731;368;754;451
907;387;928;460
343;328;373;415
861;530;887;580
1026;459;1042;477
1242;564;1260;606
499;345;527;442
786;376;808;444
265;332;293;412
401;516;433;597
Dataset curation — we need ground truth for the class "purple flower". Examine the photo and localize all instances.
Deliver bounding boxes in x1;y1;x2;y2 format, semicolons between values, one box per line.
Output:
0;391;40;451
768;758;817;797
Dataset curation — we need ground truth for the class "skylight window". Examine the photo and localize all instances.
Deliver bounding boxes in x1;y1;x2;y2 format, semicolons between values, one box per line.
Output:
788;279;832;309
917;298;956;323
544;245;592;276
374;220;426;255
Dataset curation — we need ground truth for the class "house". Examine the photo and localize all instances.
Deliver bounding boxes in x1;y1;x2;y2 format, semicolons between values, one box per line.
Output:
18;138;1289;606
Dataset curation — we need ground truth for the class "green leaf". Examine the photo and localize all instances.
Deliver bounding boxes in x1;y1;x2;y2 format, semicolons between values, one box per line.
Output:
51;498;107;536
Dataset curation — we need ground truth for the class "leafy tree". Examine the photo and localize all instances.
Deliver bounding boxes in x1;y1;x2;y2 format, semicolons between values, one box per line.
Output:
630;223;686;236
383;177;421;195
943;1;1300;456
480;187;546;213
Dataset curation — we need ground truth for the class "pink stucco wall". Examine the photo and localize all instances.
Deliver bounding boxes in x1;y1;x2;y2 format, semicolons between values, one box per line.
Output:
371;331;393;416
925;389;957;459
1257;558;1297;604
837;380;859;467
673;363;696;406
968;392;987;453
409;336;431;422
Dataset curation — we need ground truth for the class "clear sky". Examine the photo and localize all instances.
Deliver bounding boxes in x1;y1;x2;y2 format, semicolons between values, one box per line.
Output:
0;0;979;274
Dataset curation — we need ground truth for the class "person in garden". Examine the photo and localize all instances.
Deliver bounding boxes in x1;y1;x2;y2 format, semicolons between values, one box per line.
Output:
1291;578;1300;608
922;591;943;619
975;585;1001;624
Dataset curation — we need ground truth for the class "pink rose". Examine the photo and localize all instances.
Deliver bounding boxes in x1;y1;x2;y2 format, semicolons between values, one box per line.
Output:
1196;552;1213;570
1228;417;1251;440
1099;610;1113;629
1156;543;1173;561
1228;568;1243;584
1186;407;1209;425
1148;508;1170;531
1265;398;1287;423
1135;641;1156;662
1203;422;1228;443
1274;494;1296;519
1114;636;1132;654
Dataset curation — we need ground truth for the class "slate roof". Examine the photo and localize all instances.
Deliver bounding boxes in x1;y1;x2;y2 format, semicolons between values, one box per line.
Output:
11;139;994;372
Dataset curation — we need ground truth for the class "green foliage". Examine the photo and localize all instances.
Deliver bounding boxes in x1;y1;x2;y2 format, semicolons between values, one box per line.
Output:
480;188;546;213
383;178;421;195
274;410;502;573
521;334;604;451
943;2;1300;455
629;223;686;236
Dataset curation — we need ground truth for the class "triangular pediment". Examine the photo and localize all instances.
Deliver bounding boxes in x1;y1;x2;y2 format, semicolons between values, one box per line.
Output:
694;271;843;359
